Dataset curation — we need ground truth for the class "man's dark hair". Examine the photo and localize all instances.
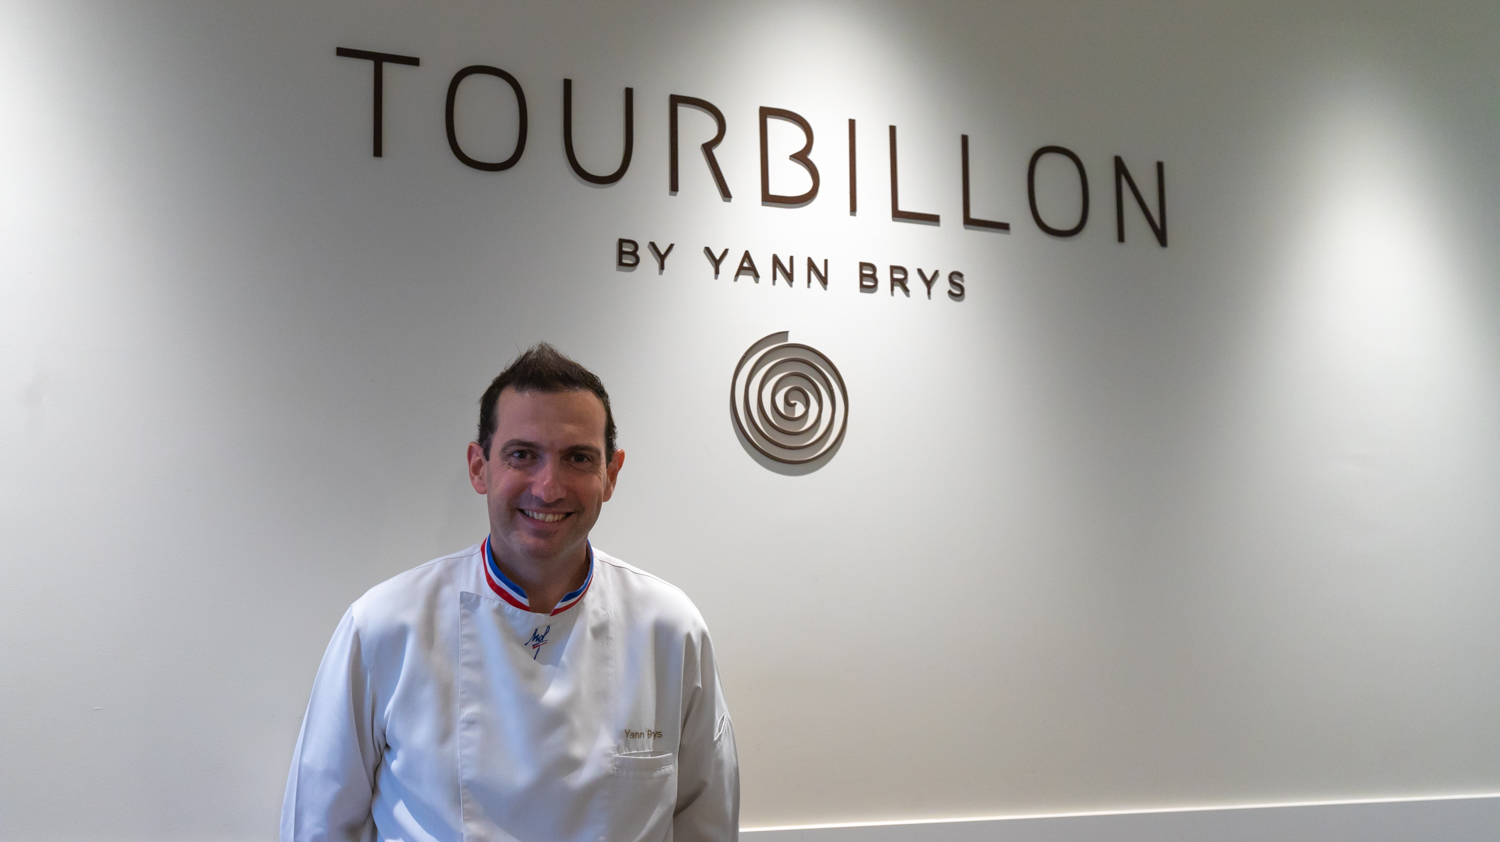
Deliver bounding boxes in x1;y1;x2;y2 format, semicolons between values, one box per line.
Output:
476;343;617;459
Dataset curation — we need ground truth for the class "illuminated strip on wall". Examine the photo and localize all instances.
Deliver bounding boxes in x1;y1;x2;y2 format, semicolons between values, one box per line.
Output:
742;794;1500;841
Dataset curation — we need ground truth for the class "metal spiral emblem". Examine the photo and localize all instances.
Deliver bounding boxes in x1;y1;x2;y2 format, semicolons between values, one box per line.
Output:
730;332;849;465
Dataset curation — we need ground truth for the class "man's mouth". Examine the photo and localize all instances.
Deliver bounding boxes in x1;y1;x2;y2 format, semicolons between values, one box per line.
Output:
522;510;571;523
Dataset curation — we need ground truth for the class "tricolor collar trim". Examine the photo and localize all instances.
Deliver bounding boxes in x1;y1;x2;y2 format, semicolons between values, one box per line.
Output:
481;536;594;616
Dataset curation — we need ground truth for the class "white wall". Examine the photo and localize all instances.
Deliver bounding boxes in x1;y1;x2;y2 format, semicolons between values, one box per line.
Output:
1;1;1498;840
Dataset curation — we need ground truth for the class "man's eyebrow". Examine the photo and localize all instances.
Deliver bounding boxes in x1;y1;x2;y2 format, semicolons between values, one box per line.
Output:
495;439;603;456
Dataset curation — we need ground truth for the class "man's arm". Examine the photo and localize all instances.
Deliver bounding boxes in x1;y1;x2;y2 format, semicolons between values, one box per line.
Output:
281;607;383;842
672;637;740;842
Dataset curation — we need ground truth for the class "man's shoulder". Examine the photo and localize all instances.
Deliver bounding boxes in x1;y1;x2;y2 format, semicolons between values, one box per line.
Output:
346;542;482;633
591;548;709;634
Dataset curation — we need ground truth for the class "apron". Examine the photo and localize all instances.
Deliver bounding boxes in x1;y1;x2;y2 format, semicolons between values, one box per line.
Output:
456;590;678;842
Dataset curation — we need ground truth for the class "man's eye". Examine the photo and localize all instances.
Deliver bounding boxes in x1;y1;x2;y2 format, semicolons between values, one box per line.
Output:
508;450;532;460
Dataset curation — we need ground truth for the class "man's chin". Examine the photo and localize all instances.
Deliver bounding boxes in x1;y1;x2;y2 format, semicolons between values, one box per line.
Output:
497;534;586;566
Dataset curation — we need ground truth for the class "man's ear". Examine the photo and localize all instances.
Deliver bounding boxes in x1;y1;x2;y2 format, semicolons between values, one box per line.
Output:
601;448;625;501
466;441;489;494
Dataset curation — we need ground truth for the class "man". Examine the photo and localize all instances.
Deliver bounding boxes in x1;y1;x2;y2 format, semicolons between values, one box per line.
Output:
282;344;738;842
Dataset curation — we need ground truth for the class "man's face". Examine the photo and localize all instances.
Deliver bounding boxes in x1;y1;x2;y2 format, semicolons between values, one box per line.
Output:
467;388;624;573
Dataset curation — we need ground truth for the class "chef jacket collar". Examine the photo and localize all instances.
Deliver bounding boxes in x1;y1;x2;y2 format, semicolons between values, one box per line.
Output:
481;535;595;616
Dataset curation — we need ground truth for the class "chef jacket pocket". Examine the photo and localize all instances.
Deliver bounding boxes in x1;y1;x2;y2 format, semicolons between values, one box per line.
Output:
607;751;677;842
612;750;675;778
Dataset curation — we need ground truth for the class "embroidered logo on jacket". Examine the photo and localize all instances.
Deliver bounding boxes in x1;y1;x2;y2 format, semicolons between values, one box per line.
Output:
527;625;551;660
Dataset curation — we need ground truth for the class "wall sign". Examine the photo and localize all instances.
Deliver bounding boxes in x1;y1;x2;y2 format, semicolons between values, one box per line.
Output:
730;332;849;469
333;47;1171;249
334;46;1172;305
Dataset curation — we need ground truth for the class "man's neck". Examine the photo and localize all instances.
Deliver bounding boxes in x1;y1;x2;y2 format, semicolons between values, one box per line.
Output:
488;541;591;615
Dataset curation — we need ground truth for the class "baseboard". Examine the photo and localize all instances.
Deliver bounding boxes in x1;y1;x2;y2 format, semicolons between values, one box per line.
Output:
742;794;1500;841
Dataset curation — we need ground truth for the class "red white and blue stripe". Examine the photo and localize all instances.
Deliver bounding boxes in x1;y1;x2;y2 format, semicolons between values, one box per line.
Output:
481;536;594;615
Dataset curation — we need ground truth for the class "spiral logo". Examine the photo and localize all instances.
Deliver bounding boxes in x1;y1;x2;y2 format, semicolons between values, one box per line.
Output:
730;332;849;466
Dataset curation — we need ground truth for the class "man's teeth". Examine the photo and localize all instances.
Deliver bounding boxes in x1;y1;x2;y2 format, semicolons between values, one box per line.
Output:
524;510;569;523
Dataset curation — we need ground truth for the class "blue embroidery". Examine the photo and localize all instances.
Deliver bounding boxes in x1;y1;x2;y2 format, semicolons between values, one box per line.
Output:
527;625;551;660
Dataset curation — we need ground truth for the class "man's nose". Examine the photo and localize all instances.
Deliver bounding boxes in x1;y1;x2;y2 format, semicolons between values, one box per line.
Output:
531;458;567;502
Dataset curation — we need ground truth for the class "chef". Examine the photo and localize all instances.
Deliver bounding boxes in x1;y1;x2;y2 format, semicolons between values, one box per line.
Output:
281;343;739;842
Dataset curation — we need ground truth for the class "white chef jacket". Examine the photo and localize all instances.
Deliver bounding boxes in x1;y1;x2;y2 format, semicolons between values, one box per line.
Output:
281;541;738;842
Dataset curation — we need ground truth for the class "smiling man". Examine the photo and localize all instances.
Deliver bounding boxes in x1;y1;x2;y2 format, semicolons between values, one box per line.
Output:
282;344;738;842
